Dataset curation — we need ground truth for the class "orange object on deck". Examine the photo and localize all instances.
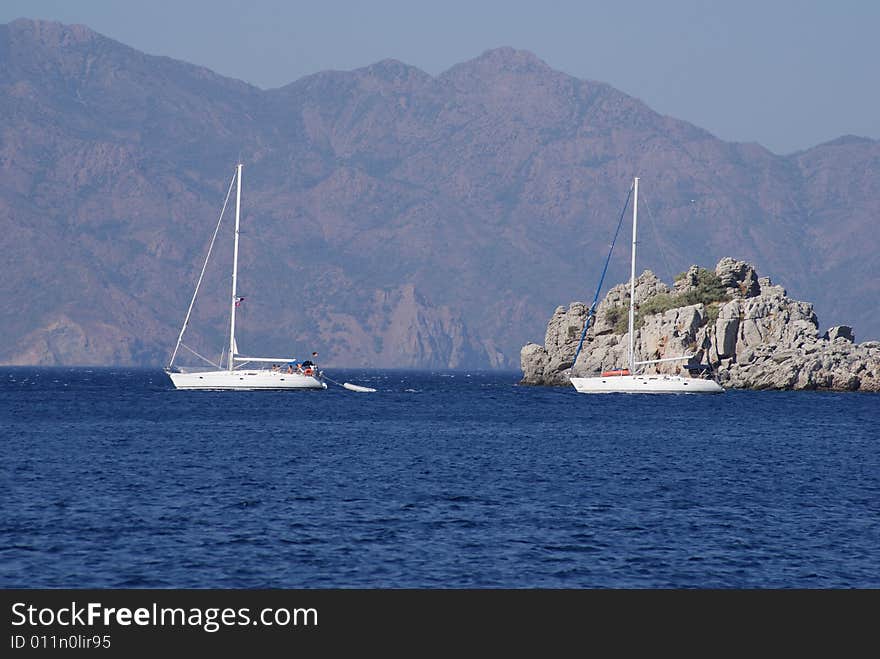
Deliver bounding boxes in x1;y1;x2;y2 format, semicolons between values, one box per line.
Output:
601;369;631;377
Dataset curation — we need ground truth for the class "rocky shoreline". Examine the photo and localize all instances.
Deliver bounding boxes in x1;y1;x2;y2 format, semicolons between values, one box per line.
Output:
520;258;880;391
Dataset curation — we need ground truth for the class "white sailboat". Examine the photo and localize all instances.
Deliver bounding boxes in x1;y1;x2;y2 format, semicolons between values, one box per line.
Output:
165;163;327;390
570;177;724;394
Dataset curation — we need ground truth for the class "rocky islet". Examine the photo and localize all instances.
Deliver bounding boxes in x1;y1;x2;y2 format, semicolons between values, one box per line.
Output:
520;258;880;391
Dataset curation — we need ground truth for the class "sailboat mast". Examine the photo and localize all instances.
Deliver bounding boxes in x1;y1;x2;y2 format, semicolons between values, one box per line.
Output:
628;176;639;373
228;163;243;372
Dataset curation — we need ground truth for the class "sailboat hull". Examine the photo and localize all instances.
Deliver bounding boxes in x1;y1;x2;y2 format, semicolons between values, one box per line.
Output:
168;369;327;390
570;374;723;394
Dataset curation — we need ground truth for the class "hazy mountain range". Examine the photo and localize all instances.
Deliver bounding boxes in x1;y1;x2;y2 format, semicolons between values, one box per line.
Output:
1;18;877;369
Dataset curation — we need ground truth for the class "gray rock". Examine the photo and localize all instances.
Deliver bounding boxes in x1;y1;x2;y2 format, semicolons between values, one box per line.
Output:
715;257;760;298
824;325;854;343
519;342;548;385
714;300;740;358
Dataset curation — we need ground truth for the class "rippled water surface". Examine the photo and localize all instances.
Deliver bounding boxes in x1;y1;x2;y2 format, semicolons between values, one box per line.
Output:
1;368;877;588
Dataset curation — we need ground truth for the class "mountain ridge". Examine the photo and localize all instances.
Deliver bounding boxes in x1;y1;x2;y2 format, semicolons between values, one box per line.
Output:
1;18;877;368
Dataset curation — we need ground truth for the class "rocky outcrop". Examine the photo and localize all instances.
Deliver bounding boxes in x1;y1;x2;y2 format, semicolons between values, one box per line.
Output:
521;258;880;391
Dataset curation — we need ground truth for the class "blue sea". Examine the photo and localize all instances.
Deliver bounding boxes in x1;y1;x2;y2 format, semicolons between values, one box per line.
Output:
1;367;877;588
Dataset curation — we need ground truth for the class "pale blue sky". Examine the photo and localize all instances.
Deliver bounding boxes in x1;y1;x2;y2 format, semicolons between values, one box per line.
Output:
2;0;877;154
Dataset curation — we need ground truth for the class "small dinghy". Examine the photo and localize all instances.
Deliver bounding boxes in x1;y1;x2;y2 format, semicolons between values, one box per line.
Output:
343;382;377;393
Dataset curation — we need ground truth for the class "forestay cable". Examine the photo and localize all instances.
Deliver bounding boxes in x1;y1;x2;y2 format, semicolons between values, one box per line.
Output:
571;182;634;370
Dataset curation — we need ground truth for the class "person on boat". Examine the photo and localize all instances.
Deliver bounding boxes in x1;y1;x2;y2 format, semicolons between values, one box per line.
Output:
301;352;318;376
286;360;298;374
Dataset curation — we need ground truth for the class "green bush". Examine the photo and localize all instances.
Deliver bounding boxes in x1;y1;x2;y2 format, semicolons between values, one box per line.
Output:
705;303;721;325
606;268;730;334
604;304;628;334
678;268;728;306
638;293;677;317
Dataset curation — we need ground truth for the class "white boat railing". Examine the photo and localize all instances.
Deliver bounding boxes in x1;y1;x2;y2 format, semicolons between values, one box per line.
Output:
634;355;693;365
232;357;299;363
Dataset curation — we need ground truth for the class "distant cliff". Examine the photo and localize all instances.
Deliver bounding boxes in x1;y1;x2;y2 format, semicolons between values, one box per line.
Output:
520;258;880;391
